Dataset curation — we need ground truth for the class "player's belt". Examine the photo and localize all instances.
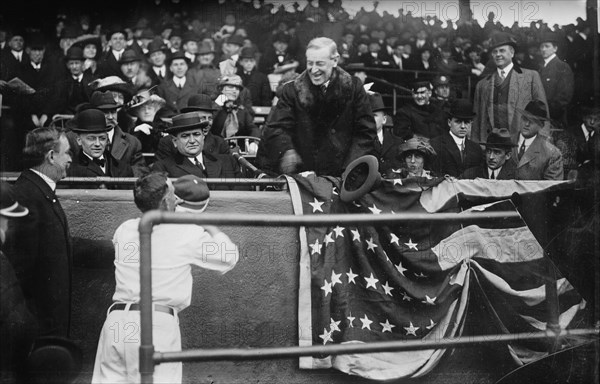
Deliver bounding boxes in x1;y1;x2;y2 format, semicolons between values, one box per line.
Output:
110;302;175;316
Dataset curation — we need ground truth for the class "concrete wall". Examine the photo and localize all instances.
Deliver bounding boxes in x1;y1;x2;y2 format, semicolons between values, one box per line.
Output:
61;189;508;384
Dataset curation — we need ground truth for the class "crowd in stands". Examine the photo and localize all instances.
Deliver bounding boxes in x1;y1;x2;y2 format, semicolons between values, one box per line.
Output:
0;0;598;182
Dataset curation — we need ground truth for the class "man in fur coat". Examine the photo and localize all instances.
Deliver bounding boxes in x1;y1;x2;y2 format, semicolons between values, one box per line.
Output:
257;37;376;177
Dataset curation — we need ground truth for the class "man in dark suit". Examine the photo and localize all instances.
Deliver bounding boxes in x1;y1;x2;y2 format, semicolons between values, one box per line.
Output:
89;91;148;177
97;29;128;78
393;80;446;140
55;46;96;114
239;46;273;107
369;92;401;176
152;112;243;181
157;51;199;113
146;38;170;87
461;128;517;179
430;99;484;177
66;109;112;177
0;30;27;81
571;105;600;167
5;127;73;337
538;32;574;124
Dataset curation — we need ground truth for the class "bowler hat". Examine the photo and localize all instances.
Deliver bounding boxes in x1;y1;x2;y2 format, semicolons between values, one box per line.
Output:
411;80;432;92
140;28;155;40
67;108;110;133
27;33;46;50
0;182;29;218
397;137;437;160
226;34;245;46
27;336;82;383
517;100;549;122
448;99;476;120
181;31;200;45
239;46;257;60
146;38;169;56
90;76;134;102
489;32;518;51
65;46;85;61
368;92;390;113
218;75;243;89
174;175;210;212
480;128;516;148
90;90;122;110
105;27;127;41
539;32;559;45
197;42;215;56
61;26;81;40
118;49;141;64
165;112;210;134
166;50;190;66
181;94;218;113
272;32;290;44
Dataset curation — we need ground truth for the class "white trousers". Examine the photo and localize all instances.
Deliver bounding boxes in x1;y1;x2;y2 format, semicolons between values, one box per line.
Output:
92;303;182;384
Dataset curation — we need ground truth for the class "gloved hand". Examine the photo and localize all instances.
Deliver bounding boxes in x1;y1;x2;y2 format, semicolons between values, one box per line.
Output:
280;149;301;174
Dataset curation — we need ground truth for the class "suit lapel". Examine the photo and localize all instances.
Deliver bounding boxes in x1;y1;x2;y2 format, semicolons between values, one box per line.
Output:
175;155;205;177
110;126;129;161
507;69;524;126
381;129;395;156
517;136;541;167
444;133;463;165
204;153;221;178
22;170;68;230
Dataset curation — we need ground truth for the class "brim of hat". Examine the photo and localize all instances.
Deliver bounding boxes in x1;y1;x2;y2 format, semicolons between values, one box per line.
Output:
129;99;166;110
397;147;434;159
69;126;111;133
340;155;380;203
165;121;209;133
95;84;134;99
93;103;122;110
178;197;210;212
372;106;392;113
180;106;218;113
449;112;476;119
515;107;550;121
489;41;518;50
479;141;517;147
146;48;170;56
0;202;29;218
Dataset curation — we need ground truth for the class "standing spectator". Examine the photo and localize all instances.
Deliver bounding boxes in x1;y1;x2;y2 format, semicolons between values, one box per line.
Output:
430;99;484;177
91;172;238;383
257;37;376;177
127;90;167;154
472;32;548;143
538;32;574;124
97;29;128;78
192;42;221;99
514;100;563;180
4;127;73;337
572;105;600;167
118;49;149;90
238;46;272;107
369;92;400;177
393;81;446;140
157;51;199;113
181;32;200;70
0;30;27;81
258;32;299;75
55;46;96;114
146;38;170;86
461;128;517;179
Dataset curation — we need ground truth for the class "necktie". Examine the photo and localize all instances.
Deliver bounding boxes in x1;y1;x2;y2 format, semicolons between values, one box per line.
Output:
518;141;526;161
194;158;207;176
490;170;495;179
320;84;327;96
93;157;106;167
459;141;465;162
116;52;121;61
499;70;506;82
589;130;595;141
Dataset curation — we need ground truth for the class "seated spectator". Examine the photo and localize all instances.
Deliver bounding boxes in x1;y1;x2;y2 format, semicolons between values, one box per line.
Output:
259;32;299;75
413;46;435;72
219;34;244;71
192;42;221;98
97;29;128;78
461;128;517;179
127;89;167;154
212;75;260;150
238;47;273;107
72;35;102;77
157;51;199;113
181;32;201;70
430;99;484;177
55;46;96;114
431;75;456;111
151;112;243;181
118;49;150;90
145;38;170;86
66;109;113;177
572;105;600;167
395;137;437;178
392;81;446;140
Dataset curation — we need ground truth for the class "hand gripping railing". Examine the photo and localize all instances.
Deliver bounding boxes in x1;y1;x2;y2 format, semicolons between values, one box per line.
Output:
137;211;598;384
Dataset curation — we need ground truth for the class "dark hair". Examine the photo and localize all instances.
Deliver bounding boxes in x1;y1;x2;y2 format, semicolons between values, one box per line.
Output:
22;127;65;168
133;172;169;213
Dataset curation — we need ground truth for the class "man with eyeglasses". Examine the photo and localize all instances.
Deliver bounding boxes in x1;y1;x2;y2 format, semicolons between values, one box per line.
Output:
393;80;446;140
430;99;484;177
152;112;243;181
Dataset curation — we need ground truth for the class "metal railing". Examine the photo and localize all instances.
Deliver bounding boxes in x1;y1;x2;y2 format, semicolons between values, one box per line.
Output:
136;210;598;383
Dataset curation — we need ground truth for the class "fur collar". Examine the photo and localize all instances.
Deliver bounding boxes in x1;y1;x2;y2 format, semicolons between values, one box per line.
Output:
293;67;354;110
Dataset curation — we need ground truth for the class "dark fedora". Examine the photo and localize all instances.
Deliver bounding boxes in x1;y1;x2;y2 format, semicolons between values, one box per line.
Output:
272;32;290;44
67;108;110;133
166;50;190;66
105;27;127;41
65;46;85;61
165;112;210;134
197;42;215;56
480;128;516;148
61;26;81;40
410;80;432;92
181;94;218;113
368;92;390;113
489;32;518;51
226;34;245;46
448;99;476;120
539;32;559;45
27;336;82;383
118;49;141;64
0;182;29;218
146;38;169;56
516;100;549;122
27;33;46;50
239;46;257;60
181;31;200;45
340;155;382;203
90;90;122;110
140;28;155;40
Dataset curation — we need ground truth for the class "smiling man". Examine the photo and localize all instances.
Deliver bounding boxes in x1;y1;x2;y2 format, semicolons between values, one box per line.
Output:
393;80;446;140
257;36;376;177
473;32;548;143
66;109;112;177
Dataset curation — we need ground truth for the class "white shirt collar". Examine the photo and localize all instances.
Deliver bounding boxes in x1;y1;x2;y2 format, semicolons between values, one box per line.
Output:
581;123;592;141
189;154;204;166
377;129;383;144
31;62;41;69
154;65;166;76
73;73;83;82
543;54;556;66
174;76;186;87
112;48;124;60
12;50;22;60
83;152;106;172
107;128;115;144
449;131;465;148
497;62;514;77
488;166;502;178
230;53;239;62
30;168;56;191
518;134;536;148
184;52;195;62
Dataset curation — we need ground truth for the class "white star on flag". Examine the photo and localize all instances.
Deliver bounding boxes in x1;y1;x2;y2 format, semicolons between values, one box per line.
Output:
402;292;412;301
382;281;394;296
390;233;400;246
323;232;335;245
330;318;341;332
347;313;355;328
404;238;418;250
360;314;373;330
395;262;407;276
309;198;324;213
404;322;419;336
333;226;345;238
332;186;339;195
310;239;321;255
346;268;358;284
426;319;437;330
330;270;342;286
366;237;378;252
319;328;333;344
415;272;428;278
364;273;379;289
299;171;315;177
422;295;437;305
351;229;361;242
368;204;382;214
321;280;332;296
380;319;396;333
